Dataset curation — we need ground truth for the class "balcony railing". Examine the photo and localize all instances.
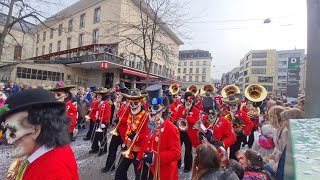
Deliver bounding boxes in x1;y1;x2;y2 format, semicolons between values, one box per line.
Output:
34;52;174;79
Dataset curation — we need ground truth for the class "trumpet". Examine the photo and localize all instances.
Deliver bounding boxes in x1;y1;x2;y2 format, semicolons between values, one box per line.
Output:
110;102;129;136
121;112;149;159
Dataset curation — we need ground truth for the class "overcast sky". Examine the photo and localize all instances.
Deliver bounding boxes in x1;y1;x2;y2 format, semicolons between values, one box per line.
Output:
48;0;307;79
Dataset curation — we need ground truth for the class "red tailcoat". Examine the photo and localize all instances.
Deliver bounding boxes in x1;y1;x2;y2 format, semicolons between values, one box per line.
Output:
138;120;181;180
196;101;204;112
176;106;200;148
98;100;111;124
235;110;254;136
203;115;236;149
118;102;130;142
241;105;249;113
23;145;79;180
169;104;177;122
174;99;180;107
89;99;100;123
66;101;77;133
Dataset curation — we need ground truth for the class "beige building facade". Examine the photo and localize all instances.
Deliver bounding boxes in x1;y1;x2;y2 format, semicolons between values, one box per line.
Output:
177;50;212;89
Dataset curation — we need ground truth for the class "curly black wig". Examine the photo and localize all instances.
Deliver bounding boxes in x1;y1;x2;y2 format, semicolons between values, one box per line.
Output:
26;104;71;148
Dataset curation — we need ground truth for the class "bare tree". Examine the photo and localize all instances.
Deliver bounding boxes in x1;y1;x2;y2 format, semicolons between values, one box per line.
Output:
0;0;62;62
105;0;188;85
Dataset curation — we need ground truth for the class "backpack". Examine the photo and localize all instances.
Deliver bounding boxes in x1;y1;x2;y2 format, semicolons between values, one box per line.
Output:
258;134;275;150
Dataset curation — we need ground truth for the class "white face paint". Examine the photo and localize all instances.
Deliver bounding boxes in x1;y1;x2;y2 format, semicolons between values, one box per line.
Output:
230;104;238;114
247;101;253;109
54;91;67;102
5;112;38;158
185;99;193;109
130;101;142;115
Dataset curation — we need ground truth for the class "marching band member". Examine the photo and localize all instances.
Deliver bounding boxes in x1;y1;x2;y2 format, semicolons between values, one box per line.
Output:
174;91;200;173
50;82;77;141
222;93;254;160
101;84;130;173
84;89;100;141
1;89;79;179
138;85;181;180
114;89;149;180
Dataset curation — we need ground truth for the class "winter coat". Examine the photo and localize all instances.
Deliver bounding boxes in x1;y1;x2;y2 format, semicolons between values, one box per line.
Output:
268;127;288;172
243;166;270;180
201;168;240;180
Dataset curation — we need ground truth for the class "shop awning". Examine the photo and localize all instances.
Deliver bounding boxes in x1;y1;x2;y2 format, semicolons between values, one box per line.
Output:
123;68;158;79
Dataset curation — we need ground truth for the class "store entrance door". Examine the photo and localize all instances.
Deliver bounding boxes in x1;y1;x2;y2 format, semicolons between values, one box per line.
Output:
105;73;114;88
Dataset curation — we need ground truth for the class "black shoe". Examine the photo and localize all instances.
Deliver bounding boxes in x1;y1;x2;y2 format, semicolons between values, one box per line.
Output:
183;169;191;173
98;151;107;156
89;150;99;154
77;125;82;129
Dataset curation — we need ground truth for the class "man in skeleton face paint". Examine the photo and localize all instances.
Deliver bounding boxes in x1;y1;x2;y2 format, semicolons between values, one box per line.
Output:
50;82;78;141
137;84;181;180
0;88;79;180
114;88;149;180
222;93;254;160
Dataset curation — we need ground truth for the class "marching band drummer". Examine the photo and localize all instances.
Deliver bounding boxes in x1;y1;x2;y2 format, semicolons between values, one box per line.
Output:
138;85;181;180
114;88;149;180
222;93;254;160
174;91;200;173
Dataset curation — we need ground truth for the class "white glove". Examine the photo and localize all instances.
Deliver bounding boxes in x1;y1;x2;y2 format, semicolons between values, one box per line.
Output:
101;124;106;129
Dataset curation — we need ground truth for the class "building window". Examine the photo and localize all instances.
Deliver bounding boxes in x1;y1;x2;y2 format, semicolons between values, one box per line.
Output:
178;62;181;66
246;54;251;60
279;61;287;66
16;67;64;81
50;29;54;39
278;68;287;73
251;68;266;74
189;68;193;73
94;7;101;23
43;31;46;42
159;65;162;75
245;77;249;83
190;61;193;66
183;68;186;73
202;67;206;73
196;68;199;73
42;45;45;55
49;43;52;54
79;34;84;47
278;76;287;80
80;14;85;28
195;76;199;82
203;61;207;65
277;83;287;87
252;60;266;66
263;85;273;91
184;62;187;66
36;34;39;44
93;29;99;43
67;37;71;50
189;76;192;82
258;76;273;83
154;63;158;74
246;62;250;68
13;45;22;60
36;48;38;56
252;52;267;58
196;61;199;66
57;40;61;52
58;24;63;36
68;19;73;32
202;76;206;82
177;76;181;81
178;68;181;73
244;70;248;76
129;53;136;68
183;76;186;82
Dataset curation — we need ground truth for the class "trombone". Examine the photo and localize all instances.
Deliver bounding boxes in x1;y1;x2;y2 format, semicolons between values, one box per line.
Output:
109;102;130;136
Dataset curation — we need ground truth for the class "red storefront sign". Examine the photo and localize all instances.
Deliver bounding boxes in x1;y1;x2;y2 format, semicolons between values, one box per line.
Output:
101;62;108;69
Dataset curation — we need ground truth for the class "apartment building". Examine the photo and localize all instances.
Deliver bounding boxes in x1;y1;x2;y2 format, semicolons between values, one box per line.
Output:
177;50;212;89
238;49;277;94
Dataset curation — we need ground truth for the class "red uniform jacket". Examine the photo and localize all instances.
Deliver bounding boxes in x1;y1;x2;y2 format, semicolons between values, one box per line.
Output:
23;145;79;180
235;110;254;136
118;102;130;143
196;101;204;112
66;101;77;133
203;115;236;149
89;99;100;123
241;105;249;113
138;120;181;180
98;100;111;124
175;106;200;148
169;104;177;122
174;99;180;107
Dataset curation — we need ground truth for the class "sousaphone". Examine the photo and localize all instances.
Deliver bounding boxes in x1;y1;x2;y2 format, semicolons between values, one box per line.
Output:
221;85;240;98
187;84;199;96
169;83;180;95
200;84;216;97
244;84;267;103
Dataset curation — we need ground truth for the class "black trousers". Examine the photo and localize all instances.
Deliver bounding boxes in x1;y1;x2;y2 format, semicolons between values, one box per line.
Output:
178;131;193;170
248;129;255;148
138;163;154;180
229;133;246;160
104;134;123;170
91;126;108;152
85;120;95;140
115;151;141;180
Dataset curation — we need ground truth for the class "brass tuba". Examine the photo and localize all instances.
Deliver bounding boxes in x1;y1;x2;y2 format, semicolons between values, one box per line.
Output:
187;84;199;96
200;84;216;96
244;84;267;102
176;118;188;131
169;83;180;95
221;85;240;98
224;112;246;132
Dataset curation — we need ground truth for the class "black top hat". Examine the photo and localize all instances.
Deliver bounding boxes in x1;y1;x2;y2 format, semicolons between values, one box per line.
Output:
122;88;148;100
119;82;126;90
222;93;243;105
0;88;64;122
184;91;194;101
50;82;76;92
202;96;218;114
90;86;97;92
146;85;163;105
163;89;171;97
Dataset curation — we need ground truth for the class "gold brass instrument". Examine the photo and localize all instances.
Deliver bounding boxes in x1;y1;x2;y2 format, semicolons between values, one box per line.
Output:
121;112;149;159
7;159;20;180
200;84;216;96
176;118;188;131
169;83;180;95
110;102;130;136
244;84;267;102
247;107;261;119
224;112;246;132
187;84;199;96
221;85;240;98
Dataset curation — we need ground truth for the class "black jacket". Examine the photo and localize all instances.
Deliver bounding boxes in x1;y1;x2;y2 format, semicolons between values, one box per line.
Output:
201;168;240;180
